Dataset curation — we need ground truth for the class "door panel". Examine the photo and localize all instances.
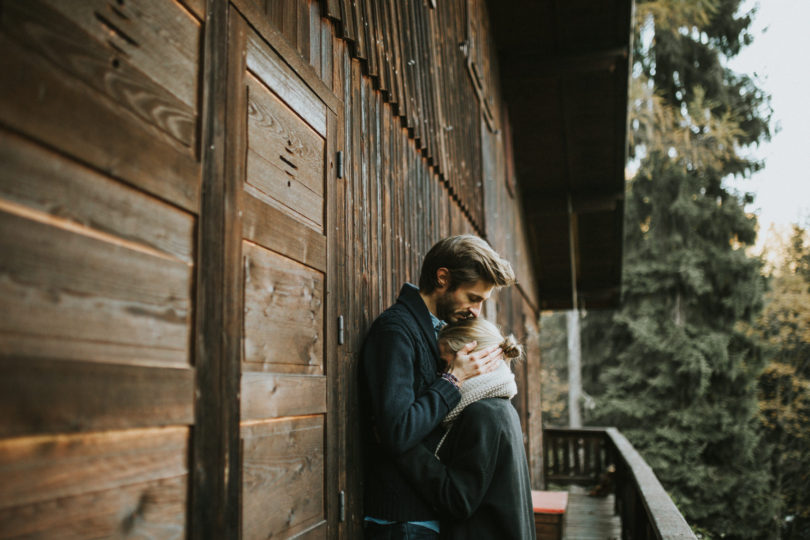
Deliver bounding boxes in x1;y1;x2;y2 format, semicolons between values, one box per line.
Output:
233;19;333;539
242;416;325;538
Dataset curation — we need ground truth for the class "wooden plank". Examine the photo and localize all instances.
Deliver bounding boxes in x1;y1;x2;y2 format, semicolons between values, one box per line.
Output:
333;38;349;540
563;487;622;540
297;0;311;63
359;70;372;330
241;416;325;539
351;58;369;332
345;51;369;537
338;0;356;43
394;127;404;291
247;27;328;136
309;0;321;76
337;41;362;538
371;0;388;96
241;373;327;420
415;0;430;153
387;109;399;302
0;358;194;437
39;0;201;109
362;0;378;79
324;105;339;538
413;0;433;157
384;0;404;112
246;73;325;231
191;3;244;538
401;128;412;282
325;0;341;21
0;129;194;265
0;207;192;368
398;0;418;135
426;4;444;171
280;0;299;48
320;16;334;91
0;33;200;213
378;0;396;104
367;79;380;318
389;0;408;122
243;242;325;373
381;104;393;307
0;427;188;509
179;0;206;20
349;0;367;61
4;0;197;148
265;0;285;35
242;190;327;271
0;474;187;539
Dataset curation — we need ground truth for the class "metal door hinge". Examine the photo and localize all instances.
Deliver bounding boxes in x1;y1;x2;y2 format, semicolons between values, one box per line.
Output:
339;490;346;522
336;151;344;179
338;315;345;345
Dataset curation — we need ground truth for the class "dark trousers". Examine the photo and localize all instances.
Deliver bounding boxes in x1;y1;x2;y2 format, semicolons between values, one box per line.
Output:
363;522;439;540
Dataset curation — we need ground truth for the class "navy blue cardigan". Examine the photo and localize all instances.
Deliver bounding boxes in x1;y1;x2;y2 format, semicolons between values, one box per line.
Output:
359;283;461;521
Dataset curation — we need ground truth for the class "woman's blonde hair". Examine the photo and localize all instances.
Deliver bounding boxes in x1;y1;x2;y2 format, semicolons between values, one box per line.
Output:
439;318;523;361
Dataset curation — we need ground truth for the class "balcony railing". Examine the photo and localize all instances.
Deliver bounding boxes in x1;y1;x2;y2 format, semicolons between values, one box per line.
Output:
543;427;697;540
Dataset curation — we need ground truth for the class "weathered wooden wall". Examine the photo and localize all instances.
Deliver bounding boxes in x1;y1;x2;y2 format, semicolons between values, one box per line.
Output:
0;0;203;536
0;0;542;538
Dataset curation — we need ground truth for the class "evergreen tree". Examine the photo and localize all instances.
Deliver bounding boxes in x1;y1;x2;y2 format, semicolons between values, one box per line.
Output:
580;0;776;537
539;311;570;426
753;225;810;538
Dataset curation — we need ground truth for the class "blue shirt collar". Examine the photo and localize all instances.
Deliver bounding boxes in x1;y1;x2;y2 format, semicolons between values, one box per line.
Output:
429;311;446;338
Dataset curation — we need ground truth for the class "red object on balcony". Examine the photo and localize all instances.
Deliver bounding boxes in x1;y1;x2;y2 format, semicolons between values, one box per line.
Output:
531;490;568;540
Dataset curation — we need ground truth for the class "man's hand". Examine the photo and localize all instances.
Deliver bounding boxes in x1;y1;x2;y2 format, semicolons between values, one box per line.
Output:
448;342;502;383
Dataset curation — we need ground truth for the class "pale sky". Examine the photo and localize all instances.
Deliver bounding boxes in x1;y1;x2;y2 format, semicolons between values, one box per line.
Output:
728;0;810;237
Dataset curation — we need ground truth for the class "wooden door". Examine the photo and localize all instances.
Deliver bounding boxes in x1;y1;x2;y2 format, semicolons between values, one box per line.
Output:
227;13;338;539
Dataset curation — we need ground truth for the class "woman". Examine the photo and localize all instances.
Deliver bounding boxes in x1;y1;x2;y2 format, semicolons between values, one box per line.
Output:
397;318;537;540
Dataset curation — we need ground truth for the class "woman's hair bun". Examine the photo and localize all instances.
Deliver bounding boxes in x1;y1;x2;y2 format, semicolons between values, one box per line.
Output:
500;334;523;359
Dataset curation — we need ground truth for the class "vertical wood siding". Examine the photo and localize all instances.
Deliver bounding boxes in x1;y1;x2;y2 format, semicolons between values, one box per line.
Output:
0;0;544;537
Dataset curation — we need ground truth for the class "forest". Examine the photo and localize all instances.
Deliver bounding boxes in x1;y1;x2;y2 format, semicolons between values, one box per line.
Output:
539;0;809;538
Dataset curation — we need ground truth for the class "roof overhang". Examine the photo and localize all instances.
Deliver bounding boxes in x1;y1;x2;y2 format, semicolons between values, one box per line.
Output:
489;0;633;310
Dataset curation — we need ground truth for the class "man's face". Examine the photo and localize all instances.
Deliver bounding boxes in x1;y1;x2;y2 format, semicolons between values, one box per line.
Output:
434;278;494;322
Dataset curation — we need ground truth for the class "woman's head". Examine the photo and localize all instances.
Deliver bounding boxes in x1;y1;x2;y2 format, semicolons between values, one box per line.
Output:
438;318;523;366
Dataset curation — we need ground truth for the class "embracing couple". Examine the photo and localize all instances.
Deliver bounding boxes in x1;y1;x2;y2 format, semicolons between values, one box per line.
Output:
359;235;536;539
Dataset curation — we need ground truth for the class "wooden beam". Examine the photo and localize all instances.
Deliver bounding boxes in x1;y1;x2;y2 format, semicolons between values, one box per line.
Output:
525;190;624;216
499;47;629;79
190;2;242;539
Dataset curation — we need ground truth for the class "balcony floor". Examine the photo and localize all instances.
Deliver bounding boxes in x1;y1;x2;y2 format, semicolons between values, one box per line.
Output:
563;486;622;540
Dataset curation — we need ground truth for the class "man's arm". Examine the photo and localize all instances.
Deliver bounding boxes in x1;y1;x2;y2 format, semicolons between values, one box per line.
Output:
395;404;502;519
362;323;460;454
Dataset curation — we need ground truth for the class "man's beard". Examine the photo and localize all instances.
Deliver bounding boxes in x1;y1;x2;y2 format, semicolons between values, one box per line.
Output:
435;291;471;322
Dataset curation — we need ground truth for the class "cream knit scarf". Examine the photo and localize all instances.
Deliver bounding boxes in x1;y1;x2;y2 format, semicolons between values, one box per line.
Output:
434;361;517;455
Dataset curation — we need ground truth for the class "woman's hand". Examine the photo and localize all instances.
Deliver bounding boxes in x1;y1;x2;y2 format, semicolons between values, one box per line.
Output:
448;342;502;383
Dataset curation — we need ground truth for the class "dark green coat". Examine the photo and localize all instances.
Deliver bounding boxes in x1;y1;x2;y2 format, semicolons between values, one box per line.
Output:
397;398;537;540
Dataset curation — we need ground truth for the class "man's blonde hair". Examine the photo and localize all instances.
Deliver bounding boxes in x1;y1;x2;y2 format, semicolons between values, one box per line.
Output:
419;235;515;293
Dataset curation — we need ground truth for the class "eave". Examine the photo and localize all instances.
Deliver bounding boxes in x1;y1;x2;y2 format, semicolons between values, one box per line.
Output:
489;0;633;310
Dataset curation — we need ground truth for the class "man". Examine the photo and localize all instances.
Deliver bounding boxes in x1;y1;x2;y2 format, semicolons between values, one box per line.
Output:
359;235;516;539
